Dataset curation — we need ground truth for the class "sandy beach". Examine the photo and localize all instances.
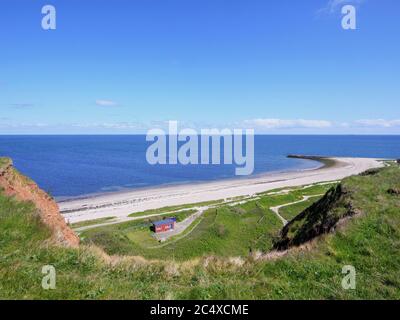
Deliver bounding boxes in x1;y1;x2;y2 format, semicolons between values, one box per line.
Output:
60;157;385;224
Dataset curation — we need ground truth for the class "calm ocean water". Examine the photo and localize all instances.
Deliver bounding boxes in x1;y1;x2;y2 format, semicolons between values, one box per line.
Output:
0;135;399;199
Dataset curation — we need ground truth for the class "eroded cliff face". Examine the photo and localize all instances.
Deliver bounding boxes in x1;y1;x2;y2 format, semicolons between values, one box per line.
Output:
0;158;79;247
273;184;359;251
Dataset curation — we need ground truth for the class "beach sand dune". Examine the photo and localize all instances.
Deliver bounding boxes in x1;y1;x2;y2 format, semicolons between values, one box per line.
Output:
60;157;384;223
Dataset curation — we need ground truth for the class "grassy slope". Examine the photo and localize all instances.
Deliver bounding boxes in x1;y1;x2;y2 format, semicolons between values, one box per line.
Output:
82;205;282;260
81;185;333;260
127;200;223;218
71;216;116;229
279;197;322;221
0;158;8;168
1;166;399;299
81;183;335;260
80;209;198;252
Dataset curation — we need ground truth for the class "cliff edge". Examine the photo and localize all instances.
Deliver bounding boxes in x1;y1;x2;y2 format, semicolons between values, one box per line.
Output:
0;157;79;247
273;184;355;250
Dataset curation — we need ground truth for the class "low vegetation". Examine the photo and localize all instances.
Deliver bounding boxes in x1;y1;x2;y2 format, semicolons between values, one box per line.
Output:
1;165;399;299
70;216;116;229
0;157;9;168
279;196;321;221
81;184;336;260
127;200;223;218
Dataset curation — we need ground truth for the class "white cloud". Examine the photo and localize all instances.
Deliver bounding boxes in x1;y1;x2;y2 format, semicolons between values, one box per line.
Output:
355;119;400;128
0;122;49;128
318;0;365;14
95;99;118;107
243;118;333;129
72;122;147;130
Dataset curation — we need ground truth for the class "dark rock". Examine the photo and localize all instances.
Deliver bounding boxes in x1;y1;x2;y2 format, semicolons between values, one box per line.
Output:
387;188;400;195
360;168;380;176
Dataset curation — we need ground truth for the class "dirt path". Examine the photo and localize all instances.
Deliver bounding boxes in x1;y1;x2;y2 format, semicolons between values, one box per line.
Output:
153;208;207;241
270;194;324;226
147;217;204;248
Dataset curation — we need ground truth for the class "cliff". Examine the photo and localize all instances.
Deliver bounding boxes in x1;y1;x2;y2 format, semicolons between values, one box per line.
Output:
273;183;359;250
0;157;79;247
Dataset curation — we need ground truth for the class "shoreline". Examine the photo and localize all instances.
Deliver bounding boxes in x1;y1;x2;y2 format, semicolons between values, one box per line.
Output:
56;156;323;203
60;156;386;223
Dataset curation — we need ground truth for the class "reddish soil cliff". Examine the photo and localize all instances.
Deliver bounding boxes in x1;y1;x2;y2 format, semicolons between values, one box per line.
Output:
0;158;79;247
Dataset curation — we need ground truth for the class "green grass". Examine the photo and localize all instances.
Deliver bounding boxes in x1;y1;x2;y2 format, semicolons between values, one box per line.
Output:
71;217;116;229
257;182;337;197
279;196;323;221
80;209;198;253
1;164;400;299
82;205;282;260
127;200;223;218
0;157;10;168
81;182;337;261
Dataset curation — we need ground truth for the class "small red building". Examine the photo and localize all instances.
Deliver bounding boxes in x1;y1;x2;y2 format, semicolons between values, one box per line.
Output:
152;218;176;233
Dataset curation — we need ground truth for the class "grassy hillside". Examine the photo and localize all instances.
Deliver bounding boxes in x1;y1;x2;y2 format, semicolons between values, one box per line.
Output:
80;183;334;260
82;206;281;260
1;165;400;299
279;196;321;221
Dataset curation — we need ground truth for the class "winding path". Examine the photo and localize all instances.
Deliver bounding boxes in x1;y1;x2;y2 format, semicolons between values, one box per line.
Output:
269;194;324;226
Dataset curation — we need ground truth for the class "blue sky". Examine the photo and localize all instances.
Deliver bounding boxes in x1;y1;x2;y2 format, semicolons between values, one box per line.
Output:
0;0;399;134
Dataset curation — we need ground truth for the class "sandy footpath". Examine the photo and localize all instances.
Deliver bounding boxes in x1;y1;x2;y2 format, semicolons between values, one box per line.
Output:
59;157;385;223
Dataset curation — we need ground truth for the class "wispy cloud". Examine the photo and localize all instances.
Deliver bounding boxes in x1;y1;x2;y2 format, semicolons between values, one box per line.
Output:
72;122;147;130
317;0;365;15
243;118;333;129
2;118;400;134
0;122;49;128
355;119;400;128
95;99;118;107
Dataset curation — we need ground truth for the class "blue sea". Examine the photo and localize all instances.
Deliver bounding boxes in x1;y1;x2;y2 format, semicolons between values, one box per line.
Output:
0;135;399;200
